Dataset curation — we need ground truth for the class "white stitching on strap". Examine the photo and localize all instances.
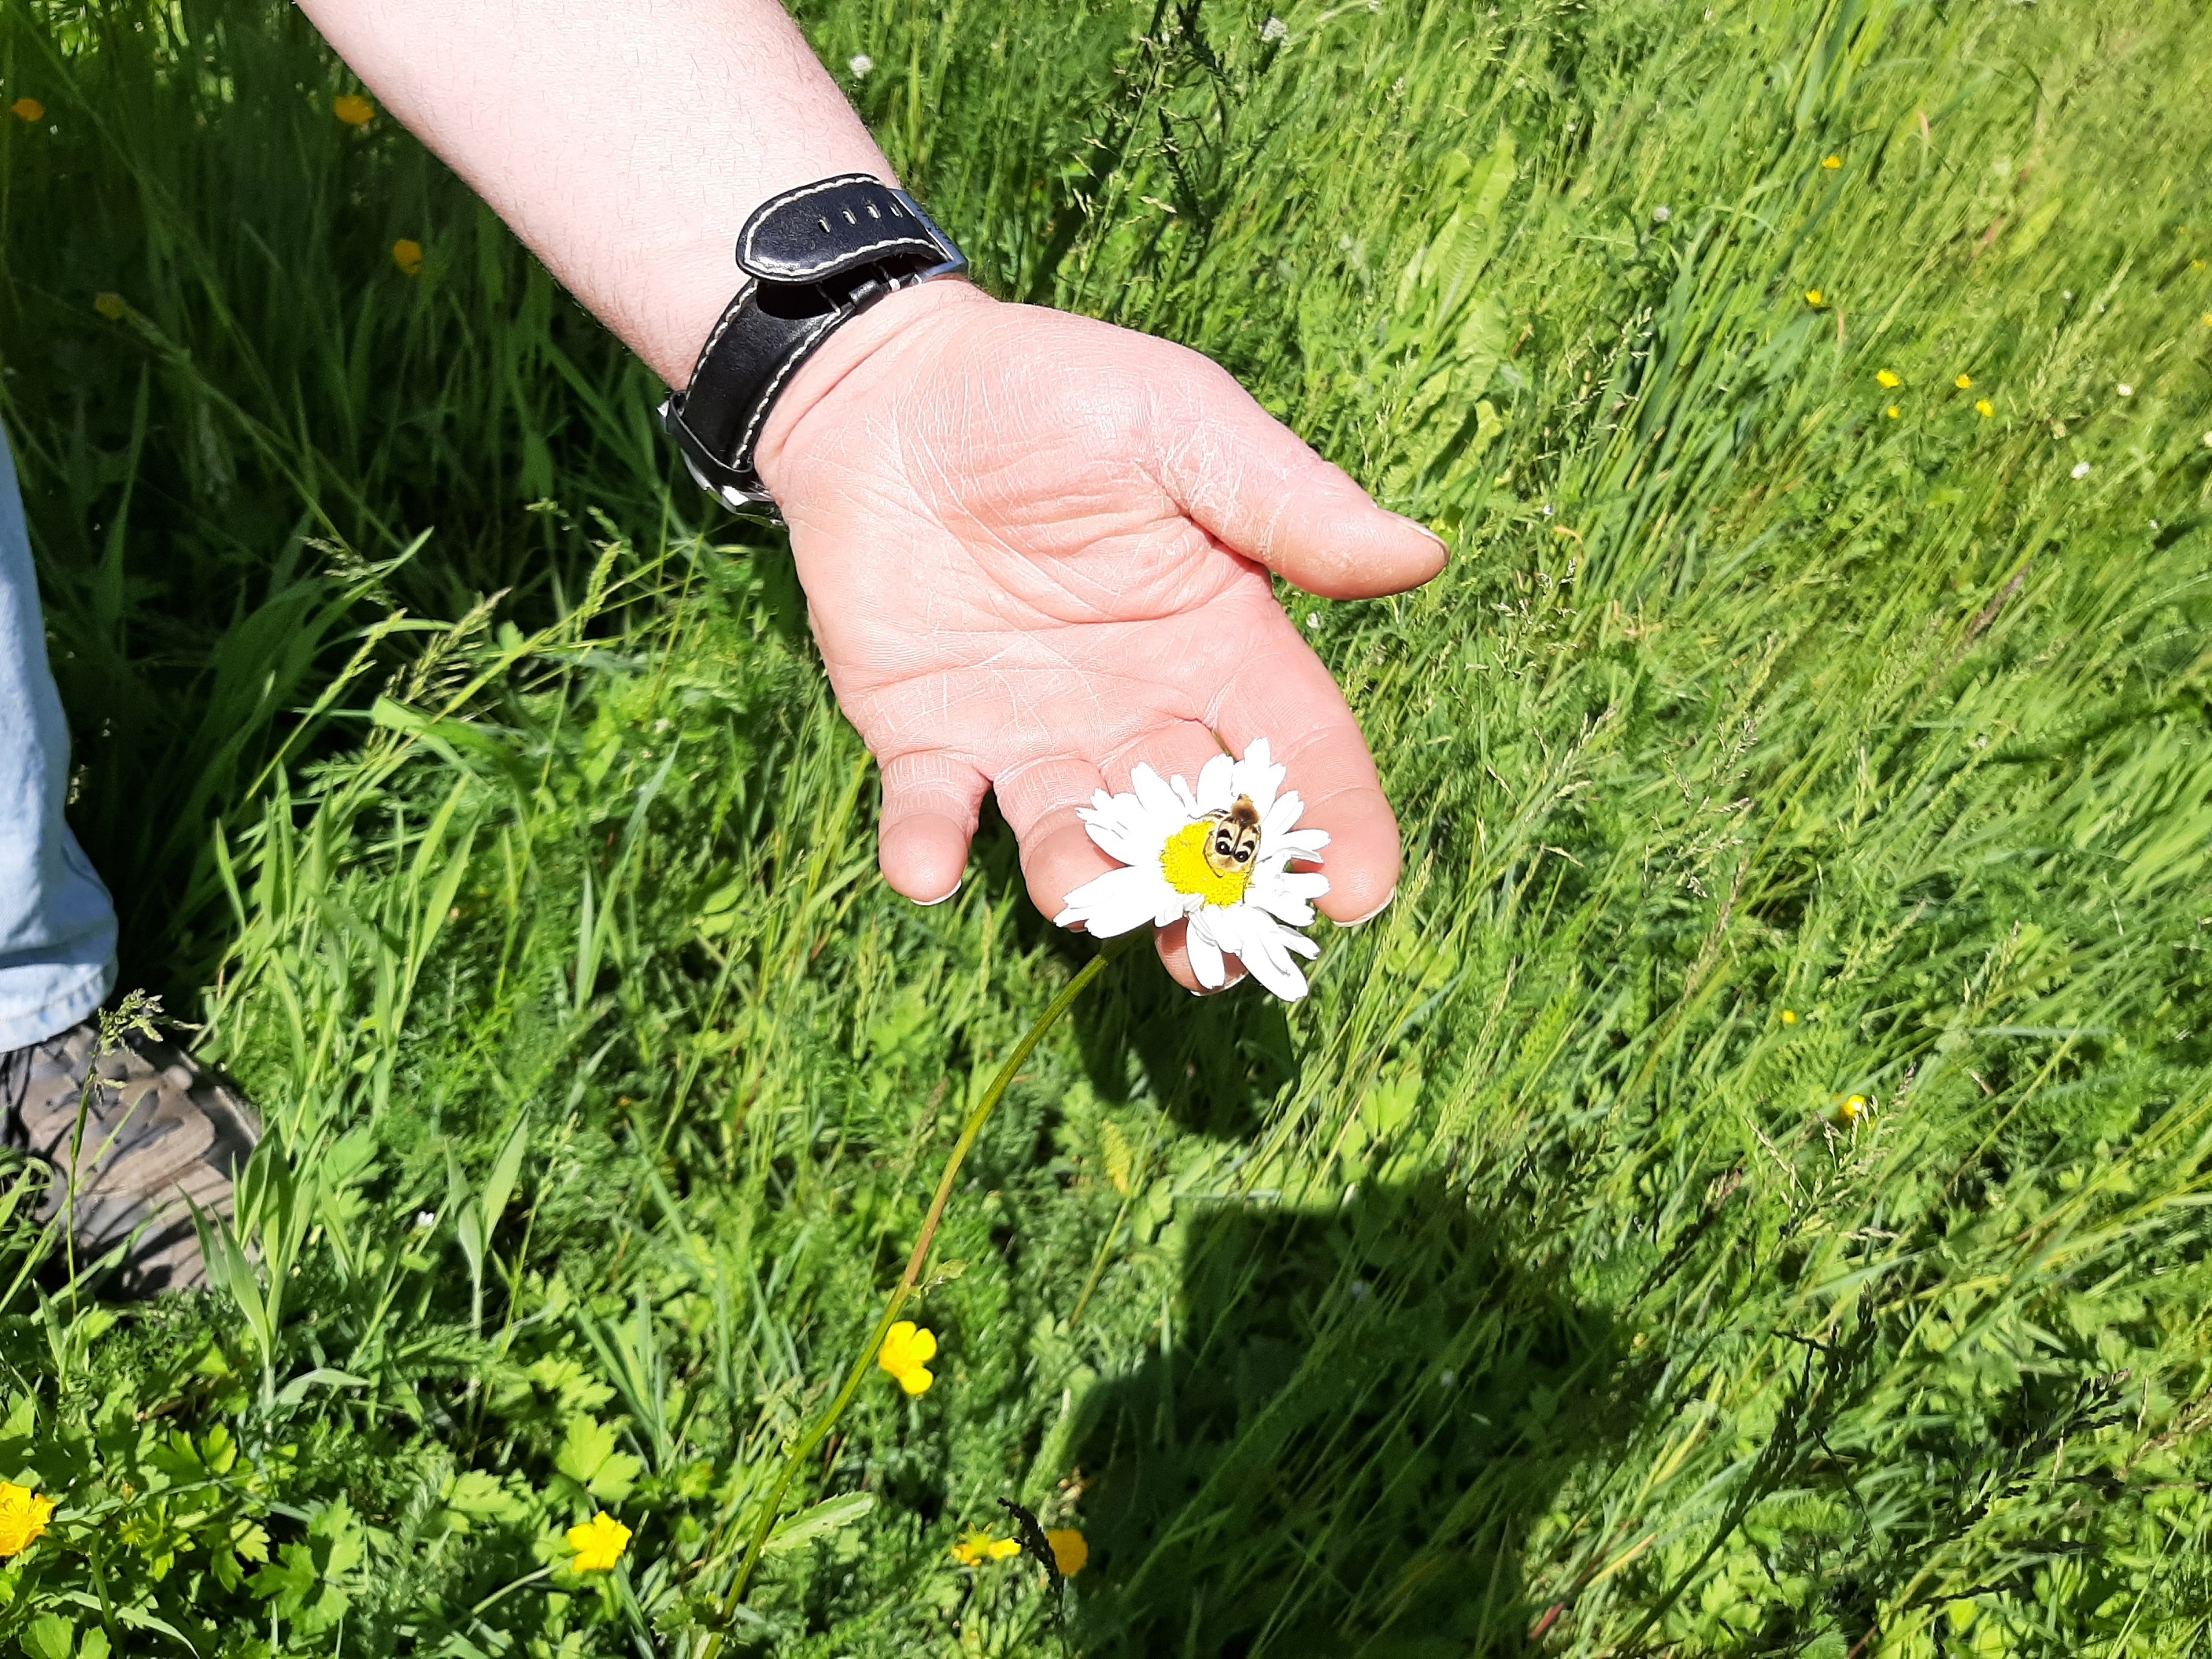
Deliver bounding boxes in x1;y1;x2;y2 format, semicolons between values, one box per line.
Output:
733;310;846;465
738;175;932;278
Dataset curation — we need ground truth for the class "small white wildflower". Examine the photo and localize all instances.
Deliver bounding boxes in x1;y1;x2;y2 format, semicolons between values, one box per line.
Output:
2151;520;2161;531
1261;15;1287;40
1652;205;1671;223
2062;290;2073;300
1541;503;1554;516
2117;382;2134;397
1439;1368;1457;1386
1349;1278;1372;1302
415;1210;437;1230
1305;611;1322;630
848;53;874;77
2071;462;2091;479
2203;432;2212;449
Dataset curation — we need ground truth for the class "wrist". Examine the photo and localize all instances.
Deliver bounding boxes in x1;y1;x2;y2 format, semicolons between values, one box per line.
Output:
753;277;996;498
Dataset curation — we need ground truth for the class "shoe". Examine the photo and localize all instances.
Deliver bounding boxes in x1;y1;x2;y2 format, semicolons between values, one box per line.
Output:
0;1013;260;1295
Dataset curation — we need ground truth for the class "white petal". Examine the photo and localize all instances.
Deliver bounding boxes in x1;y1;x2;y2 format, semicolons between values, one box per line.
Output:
1246;872;1326;926
1235;914;1312;1000
1082;793;1168;867
1185;921;1227;988
1268;827;1330;860
1194;753;1236;813
1262;791;1307;841
1231;739;1286;817
1055;865;1172;936
1254;868;1330;904
1131;764;1184;824
1171;773;1203;817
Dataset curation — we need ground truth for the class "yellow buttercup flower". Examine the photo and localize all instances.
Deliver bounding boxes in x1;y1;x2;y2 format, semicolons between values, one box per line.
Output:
1876;369;1902;389
1805;289;1825;307
93;293;129;321
1884;405;1901;419
2200;312;2211;328
1954;373;1973;389
1821;154;1841;170
1781;1009;1797;1025
332;93;375;126
1047;1527;1089;1577
566;1511;631;1573
9;98;43;123
392;238;424;276
0;1483;56;1558
951;1528;1023;1567
878;1320;938;1396
1841;1094;1869;1124
1975;399;1994;418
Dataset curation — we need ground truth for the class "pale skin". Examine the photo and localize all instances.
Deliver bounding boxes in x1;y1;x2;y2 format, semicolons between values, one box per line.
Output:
302;0;1446;991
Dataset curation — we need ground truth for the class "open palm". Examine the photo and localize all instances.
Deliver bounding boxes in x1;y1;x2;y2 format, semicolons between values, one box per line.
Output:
755;284;1445;988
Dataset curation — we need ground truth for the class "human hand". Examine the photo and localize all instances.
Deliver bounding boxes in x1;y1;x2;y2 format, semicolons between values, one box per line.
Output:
753;281;1446;991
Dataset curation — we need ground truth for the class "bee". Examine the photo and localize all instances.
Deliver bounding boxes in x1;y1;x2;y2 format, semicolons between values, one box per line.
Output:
1202;795;1263;878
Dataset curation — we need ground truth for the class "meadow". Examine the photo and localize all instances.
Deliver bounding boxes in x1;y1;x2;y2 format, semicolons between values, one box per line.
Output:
4;0;2212;1653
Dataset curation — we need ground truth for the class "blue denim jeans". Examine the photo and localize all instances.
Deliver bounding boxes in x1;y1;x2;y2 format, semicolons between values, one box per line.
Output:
0;424;117;1049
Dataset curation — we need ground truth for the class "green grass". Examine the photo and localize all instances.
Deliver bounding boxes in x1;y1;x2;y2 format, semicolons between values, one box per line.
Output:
4;0;2212;1654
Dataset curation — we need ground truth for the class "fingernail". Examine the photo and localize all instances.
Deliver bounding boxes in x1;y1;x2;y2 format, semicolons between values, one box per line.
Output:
1391;514;1450;558
1339;884;1396;929
914;878;963;908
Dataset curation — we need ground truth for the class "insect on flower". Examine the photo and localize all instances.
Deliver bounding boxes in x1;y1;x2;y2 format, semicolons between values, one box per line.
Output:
566;1511;631;1573
1054;740;1330;1000
0;1483;57;1559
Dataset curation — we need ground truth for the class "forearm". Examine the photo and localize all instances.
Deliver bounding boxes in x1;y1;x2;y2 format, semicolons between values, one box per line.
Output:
299;0;893;386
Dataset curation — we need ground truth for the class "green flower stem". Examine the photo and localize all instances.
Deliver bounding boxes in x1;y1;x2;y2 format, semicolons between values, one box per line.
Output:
704;931;1139;1641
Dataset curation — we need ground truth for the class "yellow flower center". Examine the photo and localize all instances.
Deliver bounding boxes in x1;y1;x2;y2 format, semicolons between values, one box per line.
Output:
1160;819;1252;907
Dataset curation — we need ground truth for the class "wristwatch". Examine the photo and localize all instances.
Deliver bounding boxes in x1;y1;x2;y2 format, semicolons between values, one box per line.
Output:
660;173;969;512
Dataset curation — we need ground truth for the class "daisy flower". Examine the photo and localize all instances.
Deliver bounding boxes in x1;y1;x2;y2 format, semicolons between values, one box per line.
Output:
1054;740;1330;1000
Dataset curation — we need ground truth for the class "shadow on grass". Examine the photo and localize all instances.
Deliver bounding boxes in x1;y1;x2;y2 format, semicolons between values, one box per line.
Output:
1070;1178;1631;1657
1069;964;1299;1142
971;810;1301;1140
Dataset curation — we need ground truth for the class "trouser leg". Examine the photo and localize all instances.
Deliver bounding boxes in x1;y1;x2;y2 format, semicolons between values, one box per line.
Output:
0;422;117;1050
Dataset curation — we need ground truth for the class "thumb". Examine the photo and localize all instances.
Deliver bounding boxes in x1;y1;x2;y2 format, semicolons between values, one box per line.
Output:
1153;350;1450;599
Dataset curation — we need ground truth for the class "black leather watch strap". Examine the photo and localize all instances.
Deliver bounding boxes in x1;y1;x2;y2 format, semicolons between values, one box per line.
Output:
660;174;968;511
